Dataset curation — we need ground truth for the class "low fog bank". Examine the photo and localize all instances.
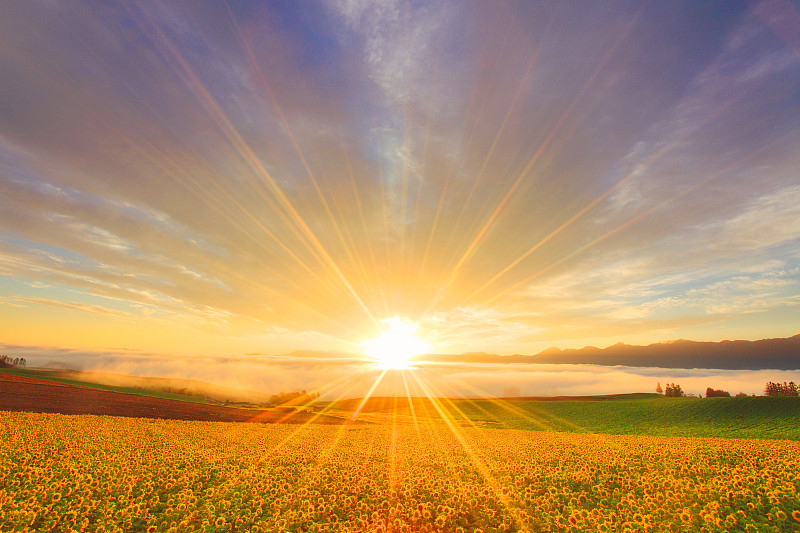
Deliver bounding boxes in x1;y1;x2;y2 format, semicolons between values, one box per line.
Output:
412;363;800;398
3;344;799;399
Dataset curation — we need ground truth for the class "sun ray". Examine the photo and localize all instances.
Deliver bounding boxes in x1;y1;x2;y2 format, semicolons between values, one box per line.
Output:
478;143;772;307
409;371;533;532
51;16;339;297
458;103;753;307
348;369;388;424
244;367;382;469
400;370;421;438
339;134;391;318
424;13;640;317
132;5;382;329
417;26;507;284
39;47;384;334
445;4;561;250
433;374;589;433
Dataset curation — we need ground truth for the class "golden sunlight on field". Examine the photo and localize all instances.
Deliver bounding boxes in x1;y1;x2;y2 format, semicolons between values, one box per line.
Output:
2;411;799;533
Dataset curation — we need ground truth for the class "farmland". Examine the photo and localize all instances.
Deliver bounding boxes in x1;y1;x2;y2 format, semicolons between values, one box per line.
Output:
0;368;265;406
2;410;799;532
326;395;800;440
0;374;346;425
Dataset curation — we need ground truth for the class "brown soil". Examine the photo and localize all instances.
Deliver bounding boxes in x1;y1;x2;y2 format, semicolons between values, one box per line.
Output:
0;378;348;425
0;373;93;387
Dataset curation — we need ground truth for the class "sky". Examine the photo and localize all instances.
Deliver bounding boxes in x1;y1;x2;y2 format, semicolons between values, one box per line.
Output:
1;1;799;394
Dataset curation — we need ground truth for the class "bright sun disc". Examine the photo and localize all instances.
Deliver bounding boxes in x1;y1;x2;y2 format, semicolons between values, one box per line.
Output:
363;318;429;369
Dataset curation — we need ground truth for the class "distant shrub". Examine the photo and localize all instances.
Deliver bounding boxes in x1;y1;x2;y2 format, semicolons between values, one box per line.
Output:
0;355;26;368
269;390;320;406
764;381;799;397
705;387;731;398
664;383;684;397
735;392;749;397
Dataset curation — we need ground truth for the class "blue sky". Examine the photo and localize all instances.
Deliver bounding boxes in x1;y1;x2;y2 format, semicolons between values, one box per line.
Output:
0;1;798;379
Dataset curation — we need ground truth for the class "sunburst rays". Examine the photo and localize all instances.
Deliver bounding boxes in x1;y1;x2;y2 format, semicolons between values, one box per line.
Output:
34;0;786;359
98;1;661;349
227;359;591;531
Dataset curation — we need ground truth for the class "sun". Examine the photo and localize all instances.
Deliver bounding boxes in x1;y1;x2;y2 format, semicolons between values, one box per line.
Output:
362;318;430;369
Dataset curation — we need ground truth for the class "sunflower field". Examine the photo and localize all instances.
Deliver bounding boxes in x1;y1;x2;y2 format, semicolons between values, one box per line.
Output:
1;411;798;532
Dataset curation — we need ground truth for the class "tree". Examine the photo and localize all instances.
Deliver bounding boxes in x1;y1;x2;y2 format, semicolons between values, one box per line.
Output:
655;382;663;394
705;387;730;398
764;381;799;397
664;383;684;397
0;355;25;368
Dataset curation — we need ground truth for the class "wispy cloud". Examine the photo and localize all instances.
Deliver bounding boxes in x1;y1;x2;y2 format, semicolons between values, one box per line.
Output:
0;0;797;364
11;296;132;318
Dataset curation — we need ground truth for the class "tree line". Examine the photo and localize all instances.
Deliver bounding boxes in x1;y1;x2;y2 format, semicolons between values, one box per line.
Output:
0;355;26;368
763;381;799;397
656;381;799;397
269;390;320;406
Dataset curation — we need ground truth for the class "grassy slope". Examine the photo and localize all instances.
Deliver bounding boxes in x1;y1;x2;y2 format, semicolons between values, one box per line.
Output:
0;367;210;405
446;396;800;440
327;395;800;440
5;367;798;439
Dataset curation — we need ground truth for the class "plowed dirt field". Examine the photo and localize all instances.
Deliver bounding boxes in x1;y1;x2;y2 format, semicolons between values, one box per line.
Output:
0;374;346;424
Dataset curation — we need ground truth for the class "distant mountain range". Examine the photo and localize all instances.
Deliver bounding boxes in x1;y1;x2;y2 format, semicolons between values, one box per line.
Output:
423;334;800;370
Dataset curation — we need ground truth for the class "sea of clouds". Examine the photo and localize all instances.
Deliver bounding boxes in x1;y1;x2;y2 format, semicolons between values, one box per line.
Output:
4;344;799;400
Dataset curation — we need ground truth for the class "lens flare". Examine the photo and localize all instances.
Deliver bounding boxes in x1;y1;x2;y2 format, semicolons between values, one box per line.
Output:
363;318;430;369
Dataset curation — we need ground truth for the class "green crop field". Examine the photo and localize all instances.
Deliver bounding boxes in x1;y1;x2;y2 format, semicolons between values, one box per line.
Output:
326;395;800;441
445;396;800;440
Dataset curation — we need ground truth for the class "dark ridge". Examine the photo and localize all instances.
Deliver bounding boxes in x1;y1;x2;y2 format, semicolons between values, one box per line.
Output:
423;334;800;369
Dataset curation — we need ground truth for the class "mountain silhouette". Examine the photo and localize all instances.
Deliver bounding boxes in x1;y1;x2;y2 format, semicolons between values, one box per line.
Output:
423;334;800;370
